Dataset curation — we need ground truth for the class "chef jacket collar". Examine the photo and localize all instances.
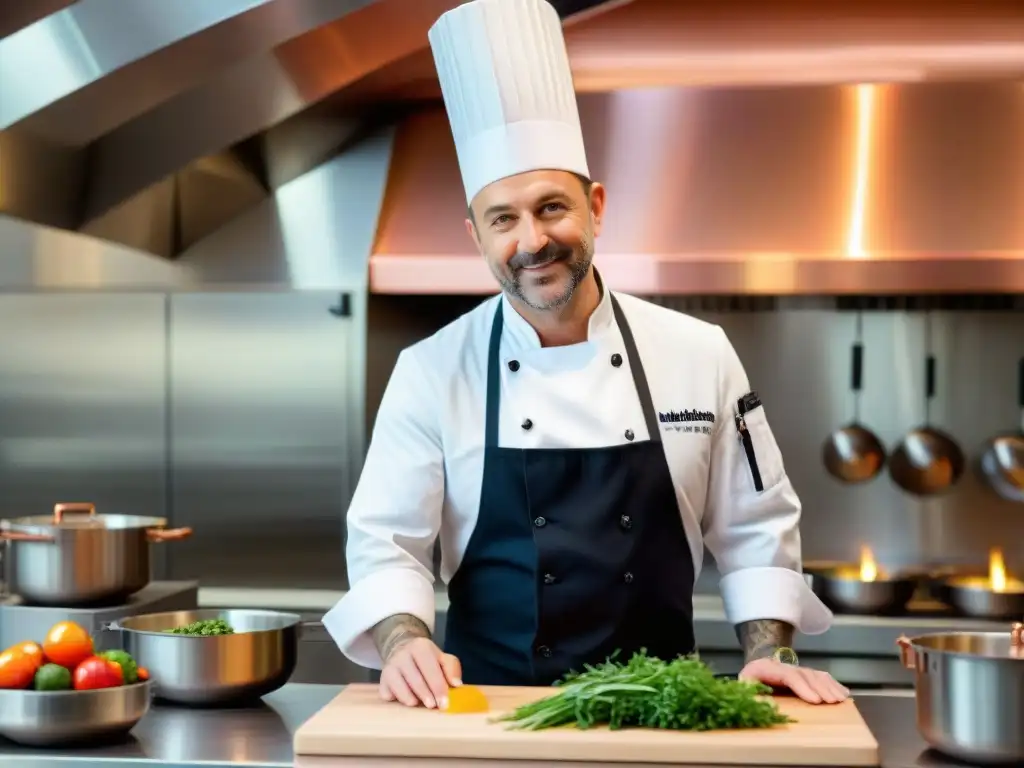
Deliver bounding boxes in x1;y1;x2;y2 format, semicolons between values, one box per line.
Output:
500;268;614;352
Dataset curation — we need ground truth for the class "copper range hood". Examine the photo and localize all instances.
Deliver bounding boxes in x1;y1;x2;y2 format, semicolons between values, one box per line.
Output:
372;81;1024;296
367;0;1024;296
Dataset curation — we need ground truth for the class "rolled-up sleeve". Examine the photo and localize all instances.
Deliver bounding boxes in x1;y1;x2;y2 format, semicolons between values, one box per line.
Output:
322;347;444;668
702;327;832;636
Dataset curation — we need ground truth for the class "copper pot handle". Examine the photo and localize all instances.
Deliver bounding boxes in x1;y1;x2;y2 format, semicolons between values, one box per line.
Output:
896;635;916;670
53;502;96;523
0;531;55;542
146;527;193;543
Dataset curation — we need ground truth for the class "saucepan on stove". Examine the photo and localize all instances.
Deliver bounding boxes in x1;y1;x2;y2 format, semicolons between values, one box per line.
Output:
808;546;918;615
929;548;1024;621
0;502;192;606
896;622;1024;765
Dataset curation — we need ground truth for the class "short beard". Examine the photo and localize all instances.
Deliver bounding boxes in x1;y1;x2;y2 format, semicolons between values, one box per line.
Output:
497;232;594;311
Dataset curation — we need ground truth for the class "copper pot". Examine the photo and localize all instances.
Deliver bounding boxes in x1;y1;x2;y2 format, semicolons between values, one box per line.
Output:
1;502;192;606
897;623;1024;765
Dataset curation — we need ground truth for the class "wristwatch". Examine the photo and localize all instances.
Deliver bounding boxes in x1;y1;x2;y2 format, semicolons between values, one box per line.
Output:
772;647;799;666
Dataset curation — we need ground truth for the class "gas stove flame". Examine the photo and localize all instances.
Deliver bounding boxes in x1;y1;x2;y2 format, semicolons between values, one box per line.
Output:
989;548;1007;593
859;546;880;582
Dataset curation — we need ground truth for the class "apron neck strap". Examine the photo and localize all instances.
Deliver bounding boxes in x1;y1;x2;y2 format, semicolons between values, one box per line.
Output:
485;293;661;448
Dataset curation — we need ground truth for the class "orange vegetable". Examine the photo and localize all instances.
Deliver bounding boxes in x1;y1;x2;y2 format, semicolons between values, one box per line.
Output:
0;646;38;689
137;666;149;681
442;685;490;714
43;621;94;669
7;641;43;672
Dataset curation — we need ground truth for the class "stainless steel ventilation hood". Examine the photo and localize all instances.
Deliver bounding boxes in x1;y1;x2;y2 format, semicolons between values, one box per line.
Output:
0;0;1022;295
0;0;463;258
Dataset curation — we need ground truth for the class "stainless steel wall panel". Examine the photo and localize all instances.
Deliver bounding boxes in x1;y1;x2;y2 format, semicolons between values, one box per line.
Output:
0;293;167;522
167;292;360;590
655;305;1024;573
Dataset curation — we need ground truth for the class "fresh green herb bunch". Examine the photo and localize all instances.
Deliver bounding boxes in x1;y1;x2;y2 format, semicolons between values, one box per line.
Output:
166;618;235;636
495;650;793;732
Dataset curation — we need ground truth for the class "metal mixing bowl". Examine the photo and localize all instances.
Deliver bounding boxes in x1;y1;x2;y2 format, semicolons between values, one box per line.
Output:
106;609;311;706
0;681;152;747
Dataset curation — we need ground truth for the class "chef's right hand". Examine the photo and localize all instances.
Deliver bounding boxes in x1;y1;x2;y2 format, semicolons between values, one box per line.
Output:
379;637;462;709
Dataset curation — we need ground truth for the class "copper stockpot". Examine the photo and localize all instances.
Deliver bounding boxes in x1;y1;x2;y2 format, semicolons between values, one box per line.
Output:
897;623;1024;765
0;502;191;606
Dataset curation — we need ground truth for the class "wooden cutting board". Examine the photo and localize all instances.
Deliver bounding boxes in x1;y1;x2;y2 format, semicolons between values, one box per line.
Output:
294;684;880;766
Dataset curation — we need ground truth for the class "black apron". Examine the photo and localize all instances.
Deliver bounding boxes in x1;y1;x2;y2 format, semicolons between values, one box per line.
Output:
444;293;697;686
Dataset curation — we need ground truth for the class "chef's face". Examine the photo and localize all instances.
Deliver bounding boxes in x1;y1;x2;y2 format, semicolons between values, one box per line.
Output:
466;170;606;312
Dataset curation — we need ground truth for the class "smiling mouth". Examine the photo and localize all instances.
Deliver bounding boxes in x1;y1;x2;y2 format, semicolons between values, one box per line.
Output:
519;254;566;272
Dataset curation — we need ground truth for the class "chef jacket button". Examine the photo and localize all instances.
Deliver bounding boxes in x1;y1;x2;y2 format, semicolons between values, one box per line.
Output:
536;645;553;658
508;359;520;372
610;353;623;367
620;514;632;530
623;572;634;584
533;516;547;528
624;429;634;441
522;418;533;430
543;573;557;585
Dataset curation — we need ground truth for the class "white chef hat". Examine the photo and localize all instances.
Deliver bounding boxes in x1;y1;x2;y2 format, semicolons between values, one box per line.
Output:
427;0;590;204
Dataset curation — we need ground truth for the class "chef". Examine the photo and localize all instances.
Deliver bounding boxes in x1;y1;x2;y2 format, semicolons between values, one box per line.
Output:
324;0;847;709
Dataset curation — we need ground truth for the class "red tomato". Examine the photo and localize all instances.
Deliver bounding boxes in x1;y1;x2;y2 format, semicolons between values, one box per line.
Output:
0;647;37;689
43;621;94;669
136;666;149;682
72;656;124;690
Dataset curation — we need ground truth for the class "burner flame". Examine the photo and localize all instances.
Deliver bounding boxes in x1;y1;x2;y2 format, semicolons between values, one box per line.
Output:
859;546;881;582
989;548;1007;593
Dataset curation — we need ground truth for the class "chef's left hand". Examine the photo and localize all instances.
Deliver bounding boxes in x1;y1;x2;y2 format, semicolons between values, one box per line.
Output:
739;658;850;704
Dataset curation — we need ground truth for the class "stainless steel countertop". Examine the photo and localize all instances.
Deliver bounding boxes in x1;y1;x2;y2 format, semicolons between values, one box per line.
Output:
0;684;983;768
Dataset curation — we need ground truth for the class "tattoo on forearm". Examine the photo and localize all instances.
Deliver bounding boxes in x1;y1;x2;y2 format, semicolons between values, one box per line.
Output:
736;619;794;662
372;614;431;662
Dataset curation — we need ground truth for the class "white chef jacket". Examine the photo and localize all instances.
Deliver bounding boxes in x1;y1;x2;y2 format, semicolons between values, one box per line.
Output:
324;288;833;669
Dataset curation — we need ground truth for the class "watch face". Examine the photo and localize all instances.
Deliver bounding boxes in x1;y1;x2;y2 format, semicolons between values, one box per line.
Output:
774;648;799;666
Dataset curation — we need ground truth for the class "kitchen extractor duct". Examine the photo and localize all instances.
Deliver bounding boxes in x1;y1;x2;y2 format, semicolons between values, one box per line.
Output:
0;0;450;258
372;81;1024;296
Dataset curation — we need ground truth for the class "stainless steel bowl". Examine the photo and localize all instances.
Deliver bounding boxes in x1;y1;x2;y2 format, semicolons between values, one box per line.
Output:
897;624;1024;765
107;609;314;706
0;681;152;747
810;567;917;614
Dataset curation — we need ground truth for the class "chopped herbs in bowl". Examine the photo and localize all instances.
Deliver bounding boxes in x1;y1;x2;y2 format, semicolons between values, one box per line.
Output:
164;618;235;636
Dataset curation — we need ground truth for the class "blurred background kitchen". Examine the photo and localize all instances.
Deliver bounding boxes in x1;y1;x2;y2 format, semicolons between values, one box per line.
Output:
0;0;1021;689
